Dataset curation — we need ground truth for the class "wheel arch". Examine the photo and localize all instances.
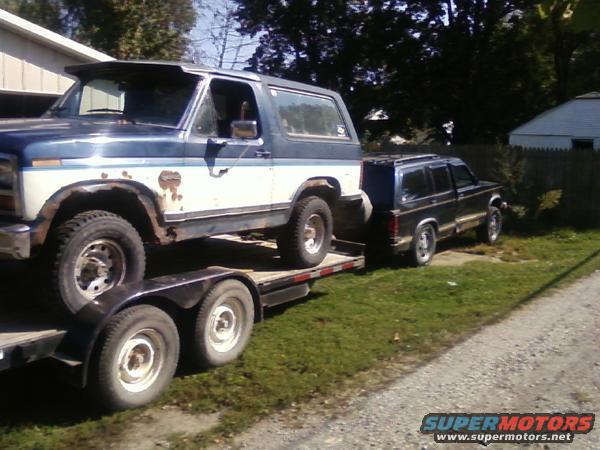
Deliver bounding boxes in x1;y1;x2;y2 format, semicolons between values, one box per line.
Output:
489;194;503;209
291;177;342;207
415;217;439;235
31;180;168;248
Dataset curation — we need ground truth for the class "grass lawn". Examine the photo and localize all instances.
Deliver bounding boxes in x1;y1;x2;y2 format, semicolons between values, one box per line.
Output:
1;229;599;449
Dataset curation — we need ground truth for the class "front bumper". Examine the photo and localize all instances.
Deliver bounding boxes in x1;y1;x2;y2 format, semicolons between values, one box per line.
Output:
0;222;31;260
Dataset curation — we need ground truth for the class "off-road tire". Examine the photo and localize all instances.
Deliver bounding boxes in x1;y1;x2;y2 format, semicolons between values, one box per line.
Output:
46;210;145;315
476;206;502;245
410;223;437;267
277;196;333;268
189;279;254;369
88;305;180;411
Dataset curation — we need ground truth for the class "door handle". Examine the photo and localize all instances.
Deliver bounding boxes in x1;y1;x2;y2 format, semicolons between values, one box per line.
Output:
430;199;438;204
255;150;271;158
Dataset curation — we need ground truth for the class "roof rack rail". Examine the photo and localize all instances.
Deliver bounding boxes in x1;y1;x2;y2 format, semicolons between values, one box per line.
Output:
364;153;441;166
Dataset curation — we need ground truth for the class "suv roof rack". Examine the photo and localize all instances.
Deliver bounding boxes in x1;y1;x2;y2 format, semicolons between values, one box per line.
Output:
364;153;441;166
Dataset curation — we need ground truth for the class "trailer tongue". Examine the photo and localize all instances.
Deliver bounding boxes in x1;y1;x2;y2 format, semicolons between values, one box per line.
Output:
0;236;364;410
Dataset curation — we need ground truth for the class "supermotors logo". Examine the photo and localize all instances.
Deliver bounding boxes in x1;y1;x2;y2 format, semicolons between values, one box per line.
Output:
420;413;595;445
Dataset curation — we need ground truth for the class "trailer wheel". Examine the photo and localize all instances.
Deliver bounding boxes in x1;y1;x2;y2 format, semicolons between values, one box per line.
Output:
277;196;333;268
89;305;180;411
410;223;436;266
191;279;254;368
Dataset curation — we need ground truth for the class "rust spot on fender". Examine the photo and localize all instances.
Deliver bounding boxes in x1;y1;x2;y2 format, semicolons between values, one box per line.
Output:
159;171;182;204
101;172;108;179
122;170;133;180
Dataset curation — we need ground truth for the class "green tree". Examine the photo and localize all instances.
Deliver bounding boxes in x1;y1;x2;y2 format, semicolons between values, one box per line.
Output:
64;0;197;59
0;0;64;31
1;0;197;60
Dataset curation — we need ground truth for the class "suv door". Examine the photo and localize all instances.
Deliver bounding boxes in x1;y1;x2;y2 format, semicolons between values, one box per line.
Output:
450;163;486;231
184;77;274;220
428;163;457;238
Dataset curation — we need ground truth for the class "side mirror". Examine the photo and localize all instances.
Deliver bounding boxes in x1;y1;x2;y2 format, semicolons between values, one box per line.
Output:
231;120;258;139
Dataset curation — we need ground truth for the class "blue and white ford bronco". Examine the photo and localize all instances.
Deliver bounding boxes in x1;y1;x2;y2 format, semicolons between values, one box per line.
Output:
0;61;362;314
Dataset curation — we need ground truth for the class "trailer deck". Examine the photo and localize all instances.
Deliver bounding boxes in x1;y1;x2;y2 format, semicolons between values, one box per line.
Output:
0;235;364;374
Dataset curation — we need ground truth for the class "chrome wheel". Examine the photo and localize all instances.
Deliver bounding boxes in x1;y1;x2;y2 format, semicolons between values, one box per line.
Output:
117;328;165;394
75;239;126;299
488;212;501;241
304;213;325;255
208;299;244;353
416;228;434;261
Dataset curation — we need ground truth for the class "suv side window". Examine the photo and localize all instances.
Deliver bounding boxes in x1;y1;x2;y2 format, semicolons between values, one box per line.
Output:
400;167;433;202
194;78;260;138
452;164;476;189
430;165;452;193
270;88;349;139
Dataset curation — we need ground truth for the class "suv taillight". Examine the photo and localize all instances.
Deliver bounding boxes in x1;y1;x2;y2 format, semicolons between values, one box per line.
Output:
388;214;399;237
359;160;364;189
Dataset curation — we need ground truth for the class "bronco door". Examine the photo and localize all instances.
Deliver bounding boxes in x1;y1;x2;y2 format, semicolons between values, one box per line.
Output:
182;77;274;222
450;163;488;231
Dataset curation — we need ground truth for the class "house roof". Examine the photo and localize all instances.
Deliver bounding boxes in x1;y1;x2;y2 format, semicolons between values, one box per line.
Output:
0;8;113;62
510;92;600;137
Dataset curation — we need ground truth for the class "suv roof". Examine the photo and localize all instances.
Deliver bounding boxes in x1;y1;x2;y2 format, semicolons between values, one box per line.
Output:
364;153;463;167
65;60;341;99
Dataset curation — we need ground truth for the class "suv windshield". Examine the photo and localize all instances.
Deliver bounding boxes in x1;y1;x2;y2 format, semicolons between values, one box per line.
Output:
48;69;201;128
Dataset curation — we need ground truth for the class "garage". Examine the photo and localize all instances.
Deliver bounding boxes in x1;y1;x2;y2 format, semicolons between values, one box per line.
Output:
0;8;113;118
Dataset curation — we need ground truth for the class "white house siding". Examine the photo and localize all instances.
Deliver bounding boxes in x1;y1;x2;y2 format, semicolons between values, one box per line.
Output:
508;135;574;150
509;96;600;150
0;8;113;117
0;26;82;96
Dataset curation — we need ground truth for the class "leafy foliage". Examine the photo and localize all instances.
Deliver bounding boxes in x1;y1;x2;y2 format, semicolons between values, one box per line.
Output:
1;0;197;60
234;0;600;144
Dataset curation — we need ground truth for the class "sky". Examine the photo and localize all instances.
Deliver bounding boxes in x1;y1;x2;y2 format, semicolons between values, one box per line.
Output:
191;0;259;69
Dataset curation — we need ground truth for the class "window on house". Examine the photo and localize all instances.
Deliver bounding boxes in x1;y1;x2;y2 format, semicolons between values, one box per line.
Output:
572;139;594;150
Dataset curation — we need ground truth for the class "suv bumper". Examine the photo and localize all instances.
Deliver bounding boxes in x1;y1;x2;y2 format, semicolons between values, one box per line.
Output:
0;222;31;260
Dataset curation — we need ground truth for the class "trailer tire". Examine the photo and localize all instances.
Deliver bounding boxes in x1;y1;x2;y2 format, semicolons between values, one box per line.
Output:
277;196;333;268
89;305;180;411
190;279;254;368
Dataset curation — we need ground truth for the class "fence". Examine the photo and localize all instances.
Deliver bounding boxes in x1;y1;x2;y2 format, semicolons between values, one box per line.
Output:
378;144;600;227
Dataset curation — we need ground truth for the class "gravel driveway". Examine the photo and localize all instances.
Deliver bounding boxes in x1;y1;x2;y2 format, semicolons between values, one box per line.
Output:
225;270;600;449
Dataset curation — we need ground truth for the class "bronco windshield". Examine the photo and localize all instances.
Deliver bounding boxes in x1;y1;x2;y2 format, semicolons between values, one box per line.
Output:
47;68;201;128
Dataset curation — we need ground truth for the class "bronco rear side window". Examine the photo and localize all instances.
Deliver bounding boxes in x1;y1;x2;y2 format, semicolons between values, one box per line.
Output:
270;88;349;139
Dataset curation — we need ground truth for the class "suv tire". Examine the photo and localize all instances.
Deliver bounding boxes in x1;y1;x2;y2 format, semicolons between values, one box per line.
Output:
46;210;146;315
477;206;502;245
277;196;333;268
410;223;436;266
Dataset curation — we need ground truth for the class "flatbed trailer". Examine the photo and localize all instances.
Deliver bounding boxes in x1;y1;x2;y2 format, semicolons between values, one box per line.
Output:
0;235;364;411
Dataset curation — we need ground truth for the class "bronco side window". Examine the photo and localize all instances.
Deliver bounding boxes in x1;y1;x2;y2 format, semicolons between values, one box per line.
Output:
451;164;476;189
194;79;260;139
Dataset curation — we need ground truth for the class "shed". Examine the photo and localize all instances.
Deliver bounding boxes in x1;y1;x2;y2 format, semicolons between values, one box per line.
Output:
0;8;113;118
509;92;600;150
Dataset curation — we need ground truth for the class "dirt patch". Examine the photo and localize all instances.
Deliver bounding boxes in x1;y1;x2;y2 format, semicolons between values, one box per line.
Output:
113;407;220;450
431;250;502;266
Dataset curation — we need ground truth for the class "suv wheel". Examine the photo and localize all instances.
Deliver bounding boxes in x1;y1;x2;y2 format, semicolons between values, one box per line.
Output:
477;206;502;245
410;223;436;266
45;210;146;315
277;196;333;268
